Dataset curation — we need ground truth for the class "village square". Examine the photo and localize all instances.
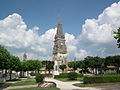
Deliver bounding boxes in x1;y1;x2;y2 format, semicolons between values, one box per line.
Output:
0;0;120;90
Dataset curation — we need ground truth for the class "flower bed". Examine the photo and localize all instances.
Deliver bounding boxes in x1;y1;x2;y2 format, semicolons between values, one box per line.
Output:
38;82;56;88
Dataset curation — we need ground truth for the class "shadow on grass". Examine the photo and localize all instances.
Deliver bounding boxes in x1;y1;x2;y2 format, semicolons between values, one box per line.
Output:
0;82;12;90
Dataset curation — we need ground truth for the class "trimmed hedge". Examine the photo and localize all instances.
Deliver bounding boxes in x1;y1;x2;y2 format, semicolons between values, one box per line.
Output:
84;75;120;84
78;74;83;78
68;72;78;80
54;73;68;78
54;73;83;78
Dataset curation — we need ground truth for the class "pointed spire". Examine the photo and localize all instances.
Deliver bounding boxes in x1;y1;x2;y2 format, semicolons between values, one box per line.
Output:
58;16;60;24
57;16;63;35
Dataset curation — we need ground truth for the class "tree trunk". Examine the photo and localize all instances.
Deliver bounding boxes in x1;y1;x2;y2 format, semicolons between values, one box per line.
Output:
49;70;50;74
38;70;40;73
20;71;22;77
62;70;64;73
116;67;119;74
10;69;12;80
5;69;7;81
27;71;29;77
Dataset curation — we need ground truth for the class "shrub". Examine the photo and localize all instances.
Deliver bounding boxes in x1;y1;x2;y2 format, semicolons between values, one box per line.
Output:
54;73;68;78
67;72;78;80
84;75;120;84
35;73;45;83
78;74;83;78
97;73;120;77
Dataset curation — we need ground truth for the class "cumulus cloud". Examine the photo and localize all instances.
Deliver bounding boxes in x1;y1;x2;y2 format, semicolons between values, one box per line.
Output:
1;1;120;60
79;1;120;57
75;49;91;59
0;13;78;60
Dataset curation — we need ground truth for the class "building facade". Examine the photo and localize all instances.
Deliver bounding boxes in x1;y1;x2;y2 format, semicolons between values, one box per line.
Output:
53;16;67;75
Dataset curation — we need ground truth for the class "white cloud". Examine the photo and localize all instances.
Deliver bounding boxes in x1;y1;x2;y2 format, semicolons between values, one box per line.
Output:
0;13;78;60
65;33;78;53
75;49;91;59
1;1;120;60
79;1;120;56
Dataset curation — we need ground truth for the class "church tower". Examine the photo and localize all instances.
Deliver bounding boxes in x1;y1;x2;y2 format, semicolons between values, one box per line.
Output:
53;16;67;75
23;53;27;61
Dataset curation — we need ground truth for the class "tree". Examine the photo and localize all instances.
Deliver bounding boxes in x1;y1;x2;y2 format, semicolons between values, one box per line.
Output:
46;61;54;74
0;45;10;80
114;27;120;48
59;64;67;73
85;56;105;74
8;56;20;80
105;55;120;73
68;62;78;72
20;60;42;77
42;61;54;74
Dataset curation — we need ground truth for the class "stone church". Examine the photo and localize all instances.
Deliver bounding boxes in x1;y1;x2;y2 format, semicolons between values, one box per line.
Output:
53;16;67;75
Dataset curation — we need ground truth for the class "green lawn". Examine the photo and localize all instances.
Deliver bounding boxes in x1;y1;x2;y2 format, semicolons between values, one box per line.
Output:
73;82;120;87
55;77;83;82
12;87;60;90
10;78;37;86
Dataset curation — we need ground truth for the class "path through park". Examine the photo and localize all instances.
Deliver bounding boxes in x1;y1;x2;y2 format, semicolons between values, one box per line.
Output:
2;77;100;90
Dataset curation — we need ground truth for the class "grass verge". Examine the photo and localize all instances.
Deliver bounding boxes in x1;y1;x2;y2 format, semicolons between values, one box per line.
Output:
10;78;37;86
11;87;60;90
73;82;120;87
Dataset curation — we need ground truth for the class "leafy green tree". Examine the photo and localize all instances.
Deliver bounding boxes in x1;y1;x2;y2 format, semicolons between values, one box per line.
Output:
84;56;105;74
46;61;54;74
42;61;54;74
0;45;10;80
20;60;42;77
114;27;120;48
8;56;20;80
68;62;78;72
59;64;67;73
42;61;47;74
19;61;28;77
105;55;120;73
0;45;10;69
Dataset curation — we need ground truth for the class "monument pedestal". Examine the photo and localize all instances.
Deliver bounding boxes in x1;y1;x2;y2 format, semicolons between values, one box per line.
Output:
53;60;60;75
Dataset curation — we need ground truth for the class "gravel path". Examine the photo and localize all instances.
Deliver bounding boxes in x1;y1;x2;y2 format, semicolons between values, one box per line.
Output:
45;78;100;90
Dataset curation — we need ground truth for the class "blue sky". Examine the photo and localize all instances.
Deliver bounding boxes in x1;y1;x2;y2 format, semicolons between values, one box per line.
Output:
0;0;120;60
0;0;119;35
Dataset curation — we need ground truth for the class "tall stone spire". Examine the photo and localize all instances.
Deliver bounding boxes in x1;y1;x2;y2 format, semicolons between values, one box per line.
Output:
58;16;60;24
53;16;67;75
53;16;67;55
56;16;63;36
